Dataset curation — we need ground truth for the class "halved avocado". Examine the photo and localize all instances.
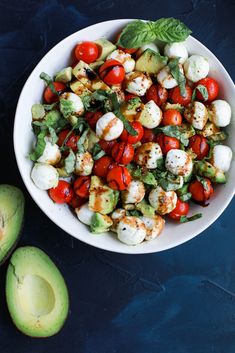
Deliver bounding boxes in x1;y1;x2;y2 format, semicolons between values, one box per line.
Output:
6;246;69;337
0;185;24;264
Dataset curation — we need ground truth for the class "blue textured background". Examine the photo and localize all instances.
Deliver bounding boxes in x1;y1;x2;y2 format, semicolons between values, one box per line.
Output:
0;1;235;352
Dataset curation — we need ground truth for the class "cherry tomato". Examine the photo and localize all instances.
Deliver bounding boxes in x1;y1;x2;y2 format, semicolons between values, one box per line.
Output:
162;109;182;126
169;199;190;221
169;84;192;106
74;41;99;64
125;93;138;101
74;176;91;199
99;139;117;155
120;121;144;144
141;128;155;144
85;110;103;130
99;59;125;85
145;84;168;106
189;135;210;160
57;130;79;152
69;194;86;209
189;178;214;203
93;156;116;178
49;180;74;204
111;142;134;165
196;77;219;102
116;33;138;54
155;133;180;155
43;82;66;104
107;165;131;191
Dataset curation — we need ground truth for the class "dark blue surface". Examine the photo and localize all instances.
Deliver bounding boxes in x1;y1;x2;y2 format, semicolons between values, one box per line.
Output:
0;1;235;352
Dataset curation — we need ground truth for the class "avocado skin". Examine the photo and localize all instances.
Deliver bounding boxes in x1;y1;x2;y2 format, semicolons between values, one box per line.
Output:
0;185;24;265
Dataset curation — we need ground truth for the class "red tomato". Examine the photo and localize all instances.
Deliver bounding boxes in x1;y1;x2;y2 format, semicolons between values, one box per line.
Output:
169;84;192;106
99;140;117;155
189;135;210;160
49;181;74;204
93;156;116;178
169;199;189;221
74;41;99;63
107;165;131;191
125;93;138;101
57;130;79;152
69;194;86;209
141;128;155;144
116;33;138;54
43;82;66;104
99;59;125;85
189;178;214;202
155;133;180;155
196;77;219;102
162;109;182;126
85;110;103;130
111;142;134;165
74;176;91;199
120;121;144;144
145;84;168;106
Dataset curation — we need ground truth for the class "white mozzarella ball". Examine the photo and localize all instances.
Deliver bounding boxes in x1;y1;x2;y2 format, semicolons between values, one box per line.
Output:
31;163;59;190
136;43;159;58
138;100;162;128
208;100;231;127
74;151;94;176
149;186;177;215
96;112;123;141
184;55;209;82
75;203;94;226
140;215;165;241
211;145;232;172
121;180;145;204
135;142;163;169
164;42;188;64
184;101;208;130
37;137;61;165
157;65;184;89
111;208;126;232
124;71;152;96
107;49;135;73
60;92;84;116
117;216;147;245
165;149;193;177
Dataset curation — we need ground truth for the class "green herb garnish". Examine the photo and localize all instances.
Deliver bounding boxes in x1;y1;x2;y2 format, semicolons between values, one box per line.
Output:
180;213;202;223
168;58;186;97
40;72;58;96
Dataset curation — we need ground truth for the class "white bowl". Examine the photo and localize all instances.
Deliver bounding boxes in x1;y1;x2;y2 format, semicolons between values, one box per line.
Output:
14;19;235;254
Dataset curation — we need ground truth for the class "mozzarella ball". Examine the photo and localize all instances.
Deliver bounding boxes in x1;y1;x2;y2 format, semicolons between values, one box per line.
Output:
211;145;232;172
140;215;165;241
184;101;208;130
111;208;126;232
121;180;145;204
37;137;61;165
75;203;94;226
60;92;84;116
184;55;209;82
165;149;193;177
74;151;94;176
107;49;135;73
164;42;188;64
157;65;184;89
208;100;231;127
136;43;159;58
138;100;162;128
31;163;59;190
135;142;163;169
117;216;147;245
96;112;123;141
149;186;177;215
124;71;152;96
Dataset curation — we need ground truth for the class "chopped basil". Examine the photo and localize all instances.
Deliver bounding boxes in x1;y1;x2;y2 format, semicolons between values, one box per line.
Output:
48;126;58;144
180;213;202;223
43;102;58;111
168;58;186;97
192;84;209;101
153;170;183;191
196;175;210;192
64;149;76;174
92;143;106;160
77;128;89;153
179;192;192;202
29;130;46;161
126;209;142;217
40;72;58;96
154;125;194;146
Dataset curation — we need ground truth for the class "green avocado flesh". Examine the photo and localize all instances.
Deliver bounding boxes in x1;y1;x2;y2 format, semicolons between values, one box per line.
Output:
6;246;69;337
0;185;24;264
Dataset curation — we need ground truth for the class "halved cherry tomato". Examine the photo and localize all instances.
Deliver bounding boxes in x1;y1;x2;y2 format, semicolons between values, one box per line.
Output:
69;194;86;209
99;59;125;85
162;109;182;126
93;156;116;178
196;77;219;102
111;142;134;165
116;33;138;54
120;121;144;144
169;84;192;106
85;110;103;130
74;41;99;63
107;165;131;191
43;82;66;104
49;180;74;204
74;176;91;199
99;140;117;155
169;199;189;221
189;178;213;203
57;130;79;152
145;84;168;106
125;93;138;101
155;133;180;154
189;135;210;160
141;128;155;144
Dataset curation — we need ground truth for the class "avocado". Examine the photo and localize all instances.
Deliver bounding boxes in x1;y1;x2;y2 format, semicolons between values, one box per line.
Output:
136;200;155;217
194;160;216;179
55;67;72;83
89;60;104;70
135;49;168;74
199;122;220;138
0;185;24;264
90;77;110;91
73;60;97;80
86;130;100;152
208;131;228;142
70;80;91;96
67;115;79;126
6;246;69;337
212;169;226;183
56;167;70;178
163;102;184;113
95;38;116;61
89;176;119;215
90;213;113;233
31;104;45;120
121;98;143;121
177;183;189;197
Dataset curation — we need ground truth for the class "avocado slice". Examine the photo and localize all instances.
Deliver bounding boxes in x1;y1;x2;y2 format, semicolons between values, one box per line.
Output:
194;160;216;179
136;200;155;217
163;102;184;114
212;169;226;184
0;185;24;265
90;213;113;233
55;67;72;83
95;38;116;61
135;49;168;74
31;104;45;120
89;60;104;70
70;80;91;96
6;246;69;337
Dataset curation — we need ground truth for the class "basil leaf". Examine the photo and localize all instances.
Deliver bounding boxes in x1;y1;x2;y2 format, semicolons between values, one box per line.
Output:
92;143;106;160
117;20;156;48
153;18;192;42
29;130;46;161
64;149;76;174
196;175;210;192
77;128;89;153
127;97;142;110
114;109;138;136
154;171;183;191
179;192;192;202
154;125;191;146
132;168;157;186
60;98;75;119
48;127;58;144
126;210;142;217
191;88;197;102
180;213;202;223
196;85;209;101
168;58;186;97
40;72;58;96
43;102;58;111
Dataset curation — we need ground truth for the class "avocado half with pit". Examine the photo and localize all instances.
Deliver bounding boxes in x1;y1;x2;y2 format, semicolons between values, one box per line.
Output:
0;184;24;264
6;246;69;337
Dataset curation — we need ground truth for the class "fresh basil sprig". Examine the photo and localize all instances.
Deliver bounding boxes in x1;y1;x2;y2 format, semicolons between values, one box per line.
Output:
40;72;58;96
180;213;202;223
168;58;186;97
192;84;209;101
